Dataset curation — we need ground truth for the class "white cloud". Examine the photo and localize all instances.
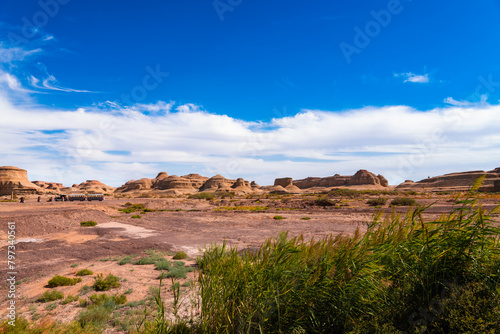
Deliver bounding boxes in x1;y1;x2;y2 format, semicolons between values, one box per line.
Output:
29;74;94;93
1;90;500;187
395;72;430;83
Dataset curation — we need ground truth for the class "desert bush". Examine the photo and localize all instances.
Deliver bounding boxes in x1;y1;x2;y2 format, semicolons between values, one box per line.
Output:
118;203;145;213
328;188;362;198
118;255;137;265
47;275;82;287
215;191;235;199
273;215;284;220
390;197;417;206
130;215;142;219
189;192;216;200
154;259;171;270
89;293;127;306
61;294;79;305
77;304;113;330
37;290;64;303
313;196;337;206
80;221;97;227
173;251;188;260
76;269;93;276
92;274;120;291
300;217;311;220
366;198;387;206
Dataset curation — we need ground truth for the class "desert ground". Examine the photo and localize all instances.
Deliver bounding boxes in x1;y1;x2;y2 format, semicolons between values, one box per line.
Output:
1;192;499;332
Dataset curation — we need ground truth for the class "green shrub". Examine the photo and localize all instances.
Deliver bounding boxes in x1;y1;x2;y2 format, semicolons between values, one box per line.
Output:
61;294;79;304
76;269;93;276
166;267;188;279
37;290;64;303
80;221;97;227
130;215;142;219
313;196;337;206
366;198;388;206
47;275;82;287
390;197;417;206
173;261;185;267
77;305;113;330
328;188;362;198
189;192;216;200
173;251;188;260
273;215;284;220
118;203;145;213
92;274;120;291
300;217;311;220
154;259;171;270
118;255;137;265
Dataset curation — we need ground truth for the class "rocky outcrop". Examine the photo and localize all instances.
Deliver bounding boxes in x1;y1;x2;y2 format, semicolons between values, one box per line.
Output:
274;177;293;187
0;166;40;196
76;180;115;194
33;181;64;191
396;168;500;192
348;170;384;186
290;170;389;190
250;181;261;189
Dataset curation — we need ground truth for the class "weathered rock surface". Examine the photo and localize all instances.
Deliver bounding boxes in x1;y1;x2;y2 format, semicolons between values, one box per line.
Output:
0;166;40;196
76;180;116;194
274;177;293;188
289;170;389;190
396;168;500;192
33;181;64;191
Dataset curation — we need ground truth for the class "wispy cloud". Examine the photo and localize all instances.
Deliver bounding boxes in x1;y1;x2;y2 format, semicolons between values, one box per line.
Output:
395;72;430;83
29;74;94;93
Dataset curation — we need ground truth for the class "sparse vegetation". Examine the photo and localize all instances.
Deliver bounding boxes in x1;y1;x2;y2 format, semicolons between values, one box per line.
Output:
47;275;82;287
80;220;97;227
391;197;417;206
76;269;93;276
130;214;142;218
92;274;121;291
215;205;269;211
189;192;216;200
301;216;311;220
118;203;145;213
37;290;64;303
61;294;79;304
173;251;188;260
273;215;284;220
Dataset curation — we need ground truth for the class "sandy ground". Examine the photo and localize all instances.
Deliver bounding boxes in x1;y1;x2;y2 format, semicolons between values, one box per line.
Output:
0;194;499;330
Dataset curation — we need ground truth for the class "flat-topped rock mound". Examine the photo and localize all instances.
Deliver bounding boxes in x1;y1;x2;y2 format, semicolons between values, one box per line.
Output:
0;166;40;195
274;170;389;193
396;168;500;192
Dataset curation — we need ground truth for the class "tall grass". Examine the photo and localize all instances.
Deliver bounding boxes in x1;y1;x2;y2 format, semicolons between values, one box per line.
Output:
195;177;500;333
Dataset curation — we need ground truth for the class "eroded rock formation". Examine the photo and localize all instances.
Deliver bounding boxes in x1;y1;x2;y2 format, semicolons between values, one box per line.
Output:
290;170;389;190
396;168;500;192
0;166;40;196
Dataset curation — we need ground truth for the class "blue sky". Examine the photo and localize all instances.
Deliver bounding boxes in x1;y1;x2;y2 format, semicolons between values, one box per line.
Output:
1;0;500;186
